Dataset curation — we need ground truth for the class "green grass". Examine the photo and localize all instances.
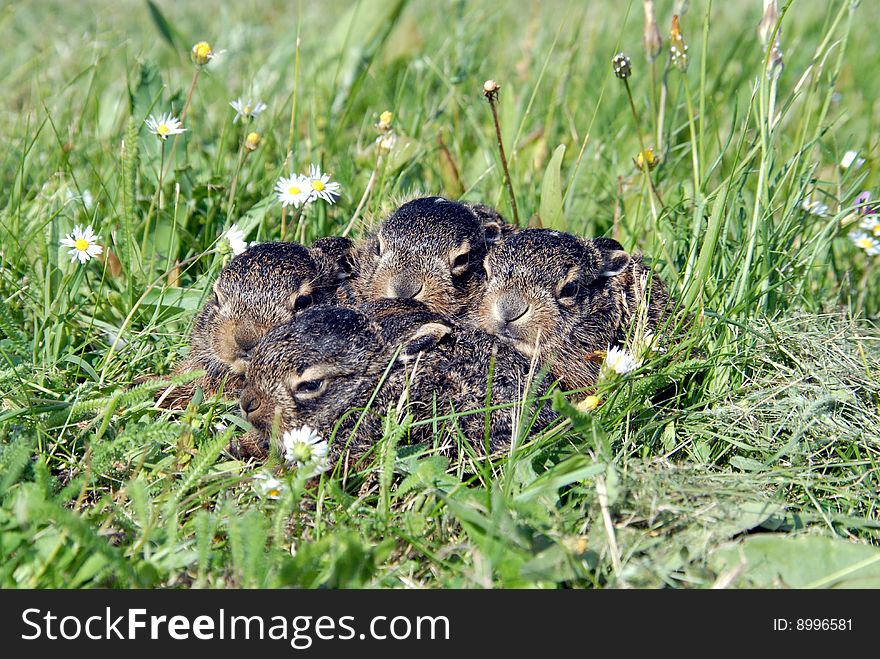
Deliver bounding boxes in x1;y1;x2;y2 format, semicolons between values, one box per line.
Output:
0;0;878;588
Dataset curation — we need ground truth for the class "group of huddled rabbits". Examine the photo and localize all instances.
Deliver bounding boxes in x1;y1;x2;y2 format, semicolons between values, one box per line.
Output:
167;196;674;465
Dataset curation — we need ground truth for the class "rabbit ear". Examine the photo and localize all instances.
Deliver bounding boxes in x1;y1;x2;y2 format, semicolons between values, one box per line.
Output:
212;280;228;305
592;236;625;251
398;321;452;363
482;220;503;244
599;250;630;277
592;237;630;277
310;236;355;281
465;202;511;244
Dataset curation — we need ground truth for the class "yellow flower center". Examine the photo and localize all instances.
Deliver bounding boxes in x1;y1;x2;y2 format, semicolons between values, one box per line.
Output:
311;180;325;192
192;42;213;64
288;185;301;195
157;124;170;136
267;488;281;498
291;442;314;463
580;395;600;411
245;132;261;151
74;238;89;251
857;238;874;249
243;105;251;115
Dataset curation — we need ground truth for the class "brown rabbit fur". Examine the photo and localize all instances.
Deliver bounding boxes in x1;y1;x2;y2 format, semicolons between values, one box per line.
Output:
239;300;557;467
475;229;673;391
166;239;352;409
346;196;511;315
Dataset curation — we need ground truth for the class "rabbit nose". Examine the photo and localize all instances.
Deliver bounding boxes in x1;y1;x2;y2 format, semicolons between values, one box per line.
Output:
495;292;529;324
240;389;262;417
386;274;423;300
235;334;259;358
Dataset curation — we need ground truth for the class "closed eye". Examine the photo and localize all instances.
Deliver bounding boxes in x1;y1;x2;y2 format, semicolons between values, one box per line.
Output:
289;364;340;401
292;378;327;402
296;379;323;395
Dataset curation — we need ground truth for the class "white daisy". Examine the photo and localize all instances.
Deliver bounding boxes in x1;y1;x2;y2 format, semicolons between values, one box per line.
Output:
840;150;865;170
859;215;880;237
274;174;312;209
60;224;103;264
282;425;329;475
230;98;267;123
253;472;286;500
224;224;247;255
802;197;830;217
145;112;186;141
603;345;642;376
849;231;880;256
306;164;341;204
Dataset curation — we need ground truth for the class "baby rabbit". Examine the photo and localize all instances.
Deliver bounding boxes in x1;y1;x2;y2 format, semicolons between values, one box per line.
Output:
476;229;672;391
171;239;351;403
239;301;556;467
348;196;509;315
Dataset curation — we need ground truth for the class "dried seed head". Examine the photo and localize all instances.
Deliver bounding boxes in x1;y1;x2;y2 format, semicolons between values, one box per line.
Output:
766;36;784;80
612;52;632;79
670;15;689;72
375;131;397;153
245;132;261;151
758;0;780;47
483;79;501;101
760;1;784;80
643;0;662;61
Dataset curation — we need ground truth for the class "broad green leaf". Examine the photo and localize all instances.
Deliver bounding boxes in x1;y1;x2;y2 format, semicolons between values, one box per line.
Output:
327;0;410;117
520;542;597;583
70;553;108;588
386;134;421;172
604;464;621;507
514;455;605;503
142;287;205;311
64;354;99;382
710;535;880;588
539;144;566;230
130;59;163;123
145;0;179;52
711;500;787;539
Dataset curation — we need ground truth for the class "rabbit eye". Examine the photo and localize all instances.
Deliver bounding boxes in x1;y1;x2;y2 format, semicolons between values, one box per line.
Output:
293;378;326;400
293;294;313;312
374;239;382;257
559;281;579;299
452;252;469;269
297;379;322;394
